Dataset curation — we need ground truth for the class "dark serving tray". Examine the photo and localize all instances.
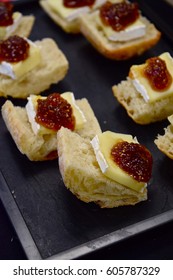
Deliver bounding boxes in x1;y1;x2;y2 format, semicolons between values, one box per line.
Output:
1;0;173;260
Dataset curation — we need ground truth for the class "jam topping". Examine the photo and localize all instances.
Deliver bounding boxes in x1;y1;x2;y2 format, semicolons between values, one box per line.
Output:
35;93;75;131
143;57;172;91
111;141;152;182
0;2;13;27
63;0;95;8
0;35;30;63
45;150;58;160
100;1;139;32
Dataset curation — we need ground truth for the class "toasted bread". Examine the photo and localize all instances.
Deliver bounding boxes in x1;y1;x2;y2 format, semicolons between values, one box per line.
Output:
57;127;147;208
1;97;101;161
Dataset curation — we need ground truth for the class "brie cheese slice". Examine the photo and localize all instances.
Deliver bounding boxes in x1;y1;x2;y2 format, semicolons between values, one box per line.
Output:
0;12;22;40
26;92;86;136
0;39;41;80
130;52;173;103
95;0;146;42
48;0;106;21
91;131;147;192
97;15;146;42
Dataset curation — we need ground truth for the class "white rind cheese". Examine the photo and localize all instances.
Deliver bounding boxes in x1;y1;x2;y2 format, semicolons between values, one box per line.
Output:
0;39;41;80
91;131;147;192
0;12;22;40
95;0;146;42
97;15;146;42
130;52;173;103
26;92;86;136
48;0;106;21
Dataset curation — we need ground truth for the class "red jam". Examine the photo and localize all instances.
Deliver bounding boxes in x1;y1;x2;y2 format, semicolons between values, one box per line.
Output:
63;0;95;8
143;57;172;91
35;93;75;131
45;150;58;160
111;141;153;182
0;35;30;63
0;2;13;27
100;1;139;32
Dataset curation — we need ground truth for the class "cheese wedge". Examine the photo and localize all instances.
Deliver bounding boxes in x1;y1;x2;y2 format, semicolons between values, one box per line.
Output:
96;15;146;42
47;0;106;21
0;39;41;80
0;12;22;40
95;0;146;42
26;92;86;135
91;131;148;192
130;52;173;103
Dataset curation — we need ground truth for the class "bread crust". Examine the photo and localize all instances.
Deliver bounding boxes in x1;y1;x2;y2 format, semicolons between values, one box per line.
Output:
57;127;147;208
1;98;101;161
155;124;173;159
79;12;161;60
40;0;80;33
112;79;173;124
0;38;69;98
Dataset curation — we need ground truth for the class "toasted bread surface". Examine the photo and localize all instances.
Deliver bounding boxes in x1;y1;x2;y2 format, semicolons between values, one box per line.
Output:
1;98;101;161
0;38;69;98
57;127;147;208
79;12;161;60
112;79;173;124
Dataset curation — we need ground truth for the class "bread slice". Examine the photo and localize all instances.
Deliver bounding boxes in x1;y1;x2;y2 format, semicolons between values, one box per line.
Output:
57;127;147;208
5;15;35;39
39;0;80;33
79;11;161;60
155;119;173;159
1;97;101;161
0;38;69;98
112;79;173;124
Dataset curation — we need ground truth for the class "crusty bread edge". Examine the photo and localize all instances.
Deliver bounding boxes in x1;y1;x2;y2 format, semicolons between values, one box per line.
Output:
1;97;101;161
79;13;161;60
40;0;80;33
0;38;69;99
57;127;147;208
155;125;173;159
112;79;173;124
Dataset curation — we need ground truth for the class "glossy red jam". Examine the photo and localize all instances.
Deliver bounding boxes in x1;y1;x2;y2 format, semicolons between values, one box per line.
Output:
0;2;13;27
63;0;95;8
0;35;30;63
144;56;172;91
35;93;75;131
100;1;139;32
111;141;153;182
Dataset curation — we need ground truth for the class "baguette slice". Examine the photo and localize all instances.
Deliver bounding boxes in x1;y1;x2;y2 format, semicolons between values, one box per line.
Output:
1;97;101;161
57;127;147;208
5;15;35;39
0;38;69;98
79;11;161;60
155;118;173;159
112;79;173;124
40;0;80;33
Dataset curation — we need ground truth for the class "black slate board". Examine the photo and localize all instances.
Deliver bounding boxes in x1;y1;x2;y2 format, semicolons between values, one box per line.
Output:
1;0;173;260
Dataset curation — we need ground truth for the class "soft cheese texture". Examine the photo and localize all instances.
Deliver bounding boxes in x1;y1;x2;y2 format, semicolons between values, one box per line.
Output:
0;12;22;40
0;39;41;80
95;0;146;42
97;15;146;42
48;0;106;21
129;52;173;103
91;131;146;192
26;92;86;135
